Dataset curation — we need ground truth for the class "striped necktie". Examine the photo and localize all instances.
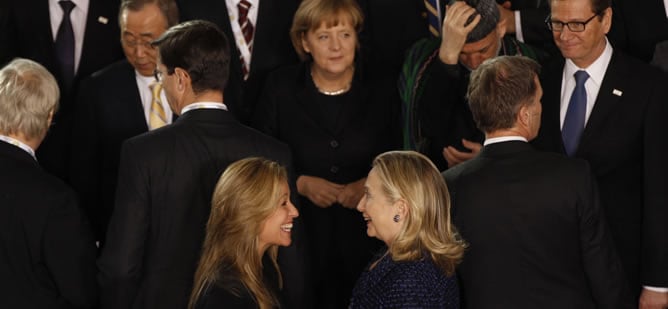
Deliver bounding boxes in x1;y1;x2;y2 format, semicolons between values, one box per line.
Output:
237;0;254;80
424;0;441;38
149;82;167;130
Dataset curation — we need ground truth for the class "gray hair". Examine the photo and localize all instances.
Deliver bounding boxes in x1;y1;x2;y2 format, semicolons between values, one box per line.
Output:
0;58;59;139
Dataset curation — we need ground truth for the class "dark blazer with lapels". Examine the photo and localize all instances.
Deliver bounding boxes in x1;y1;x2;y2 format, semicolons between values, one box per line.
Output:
98;108;294;309
0;0;124;179
175;0;299;124
443;141;633;308
532;50;668;291
70;60;149;244
0;141;98;308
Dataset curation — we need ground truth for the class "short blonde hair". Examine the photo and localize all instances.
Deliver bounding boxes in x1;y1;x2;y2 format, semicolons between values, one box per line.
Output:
290;0;363;61
0;58;59;139
372;151;466;276
190;157;288;309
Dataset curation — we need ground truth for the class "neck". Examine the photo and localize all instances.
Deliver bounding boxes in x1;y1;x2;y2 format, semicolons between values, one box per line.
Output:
311;65;354;94
3;132;41;150
176;90;224;115
485;128;530;140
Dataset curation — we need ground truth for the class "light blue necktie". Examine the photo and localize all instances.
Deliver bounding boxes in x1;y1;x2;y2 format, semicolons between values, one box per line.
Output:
562;70;589;156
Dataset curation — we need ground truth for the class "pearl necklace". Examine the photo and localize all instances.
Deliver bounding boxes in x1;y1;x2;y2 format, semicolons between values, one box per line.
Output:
317;83;351;96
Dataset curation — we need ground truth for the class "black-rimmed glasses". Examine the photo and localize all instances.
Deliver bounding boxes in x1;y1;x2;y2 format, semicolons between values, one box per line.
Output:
545;13;600;32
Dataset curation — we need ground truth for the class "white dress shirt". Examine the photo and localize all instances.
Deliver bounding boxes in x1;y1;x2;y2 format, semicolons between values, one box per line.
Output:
559;39;613;129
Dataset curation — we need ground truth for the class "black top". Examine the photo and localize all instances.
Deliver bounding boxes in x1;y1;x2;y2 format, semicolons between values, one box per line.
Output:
195;256;283;309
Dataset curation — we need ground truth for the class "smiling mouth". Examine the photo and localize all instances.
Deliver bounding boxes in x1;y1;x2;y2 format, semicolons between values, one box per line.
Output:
280;223;293;232
363;217;371;222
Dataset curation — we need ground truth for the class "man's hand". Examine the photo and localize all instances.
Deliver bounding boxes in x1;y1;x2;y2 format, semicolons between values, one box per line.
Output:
498;1;516;34
297;175;344;208
439;2;481;64
337;178;366;209
639;288;668;309
443;139;482;168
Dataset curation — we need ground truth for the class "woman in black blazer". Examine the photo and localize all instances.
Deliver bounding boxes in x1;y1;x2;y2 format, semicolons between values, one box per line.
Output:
252;0;400;307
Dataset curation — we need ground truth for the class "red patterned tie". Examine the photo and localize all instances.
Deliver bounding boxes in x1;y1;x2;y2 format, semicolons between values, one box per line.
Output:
237;0;254;80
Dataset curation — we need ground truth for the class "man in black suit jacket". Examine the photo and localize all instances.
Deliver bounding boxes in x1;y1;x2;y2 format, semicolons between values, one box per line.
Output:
70;0;179;246
443;56;632;308
0;59;98;308
98;20;297;309
533;0;668;306
175;0;299;124
608;0;668;65
0;0;124;180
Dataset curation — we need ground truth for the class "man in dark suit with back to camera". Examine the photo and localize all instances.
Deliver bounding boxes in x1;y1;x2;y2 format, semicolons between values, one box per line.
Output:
443;55;633;308
97;20;294;309
0;0;124;181
70;0;179;247
533;0;668;306
0;58;98;308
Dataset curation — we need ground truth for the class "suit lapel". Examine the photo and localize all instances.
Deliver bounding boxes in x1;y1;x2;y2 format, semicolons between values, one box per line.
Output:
577;51;625;155
536;59;567;153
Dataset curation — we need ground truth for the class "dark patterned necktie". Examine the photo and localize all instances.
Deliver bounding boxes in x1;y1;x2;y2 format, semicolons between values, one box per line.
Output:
562;70;589;156
54;0;76;90
237;0;254;80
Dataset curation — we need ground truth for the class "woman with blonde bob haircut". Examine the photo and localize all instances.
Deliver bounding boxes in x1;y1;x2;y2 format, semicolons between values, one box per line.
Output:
189;157;299;309
351;150;466;308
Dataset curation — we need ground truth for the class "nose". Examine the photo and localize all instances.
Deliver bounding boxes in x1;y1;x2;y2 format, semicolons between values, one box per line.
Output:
330;36;341;51
558;27;574;41
356;195;366;212
288;201;299;218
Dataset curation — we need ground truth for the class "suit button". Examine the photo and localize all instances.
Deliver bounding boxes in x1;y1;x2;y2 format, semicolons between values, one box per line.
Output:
330;166;339;173
330;140;339;148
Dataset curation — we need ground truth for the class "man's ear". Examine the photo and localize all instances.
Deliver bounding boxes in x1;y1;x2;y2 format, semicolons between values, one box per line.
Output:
496;17;508;38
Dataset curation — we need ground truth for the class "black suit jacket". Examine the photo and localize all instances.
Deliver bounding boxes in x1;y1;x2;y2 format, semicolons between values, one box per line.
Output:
97;109;294;309
0;0;124;179
0;142;98;308
175;0;299;124
609;0;668;63
443;141;633;309
70;60;149;244
532;50;668;290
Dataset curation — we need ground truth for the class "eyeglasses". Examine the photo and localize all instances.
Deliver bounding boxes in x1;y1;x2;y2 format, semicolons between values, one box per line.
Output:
545;13;600;32
121;37;154;49
153;67;175;82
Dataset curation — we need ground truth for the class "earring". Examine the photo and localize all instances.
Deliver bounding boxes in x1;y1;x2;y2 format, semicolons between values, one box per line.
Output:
393;214;400;222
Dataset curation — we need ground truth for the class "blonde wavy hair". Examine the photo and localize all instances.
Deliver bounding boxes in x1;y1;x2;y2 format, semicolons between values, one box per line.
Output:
372;151;466;276
0;58;59;139
189;157;288;309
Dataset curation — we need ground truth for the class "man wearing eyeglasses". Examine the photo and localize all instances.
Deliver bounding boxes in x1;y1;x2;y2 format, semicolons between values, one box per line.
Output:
69;0;179;247
533;0;668;307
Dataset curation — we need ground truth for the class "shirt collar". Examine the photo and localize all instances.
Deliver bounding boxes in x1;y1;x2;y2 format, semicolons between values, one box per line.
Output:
564;38;613;88
0;135;37;161
484;136;527;146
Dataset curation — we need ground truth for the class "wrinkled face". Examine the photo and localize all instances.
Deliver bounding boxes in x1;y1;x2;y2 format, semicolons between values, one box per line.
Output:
357;168;402;246
301;14;357;78
258;182;299;252
550;0;611;68
120;4;168;77
459;27;503;70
